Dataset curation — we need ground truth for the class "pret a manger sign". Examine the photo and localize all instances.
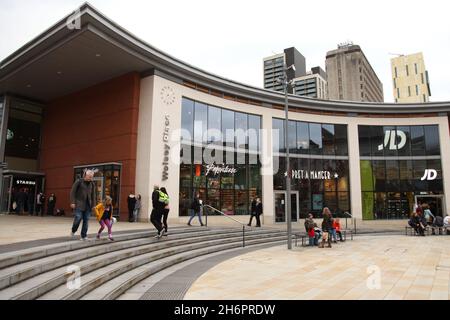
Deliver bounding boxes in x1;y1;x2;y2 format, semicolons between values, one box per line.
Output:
286;170;339;180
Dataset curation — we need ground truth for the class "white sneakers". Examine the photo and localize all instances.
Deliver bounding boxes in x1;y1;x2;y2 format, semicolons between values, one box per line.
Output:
154;229;165;239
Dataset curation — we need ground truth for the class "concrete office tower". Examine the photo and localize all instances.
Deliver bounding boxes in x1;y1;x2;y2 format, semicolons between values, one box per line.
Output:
391;53;431;103
263;47;306;93
293;66;328;99
326;43;384;102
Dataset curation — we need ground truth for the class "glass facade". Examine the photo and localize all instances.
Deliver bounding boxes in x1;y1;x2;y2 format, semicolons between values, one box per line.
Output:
359;125;442;220
179;97;262;216
273;119;350;219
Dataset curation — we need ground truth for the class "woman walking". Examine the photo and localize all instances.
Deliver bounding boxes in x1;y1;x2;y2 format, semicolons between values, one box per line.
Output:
94;196;114;241
160;188;170;233
319;207;333;248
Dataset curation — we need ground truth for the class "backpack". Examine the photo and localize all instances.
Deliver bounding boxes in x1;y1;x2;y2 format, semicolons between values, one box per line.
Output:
434;216;444;227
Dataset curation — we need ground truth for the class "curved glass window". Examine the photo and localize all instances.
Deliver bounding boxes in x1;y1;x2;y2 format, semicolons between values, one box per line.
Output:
180;97;262;216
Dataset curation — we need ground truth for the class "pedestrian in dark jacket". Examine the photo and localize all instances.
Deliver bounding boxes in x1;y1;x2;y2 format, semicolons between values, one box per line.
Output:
47;193;56;216
188;193;204;226
70;170;97;240
127;192;137;222
150;185;165;238
410;211;427;236
35;192;45;216
247;197;258;227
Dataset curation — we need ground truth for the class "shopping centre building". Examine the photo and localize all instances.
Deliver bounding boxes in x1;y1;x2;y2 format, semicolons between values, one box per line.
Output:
0;3;449;224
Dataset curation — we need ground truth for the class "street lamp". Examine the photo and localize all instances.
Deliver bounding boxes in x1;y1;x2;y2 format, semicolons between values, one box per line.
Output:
277;63;296;250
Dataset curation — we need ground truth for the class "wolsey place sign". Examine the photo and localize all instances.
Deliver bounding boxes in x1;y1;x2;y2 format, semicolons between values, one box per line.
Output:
162;115;170;181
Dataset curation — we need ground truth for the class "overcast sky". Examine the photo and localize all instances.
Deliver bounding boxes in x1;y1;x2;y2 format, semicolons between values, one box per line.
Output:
1;0;449;102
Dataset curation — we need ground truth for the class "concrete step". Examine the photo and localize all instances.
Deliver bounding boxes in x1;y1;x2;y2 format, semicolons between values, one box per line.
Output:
0;228;285;300
0;226;212;269
38;232;287;300
84;237;287;301
0;227;240;290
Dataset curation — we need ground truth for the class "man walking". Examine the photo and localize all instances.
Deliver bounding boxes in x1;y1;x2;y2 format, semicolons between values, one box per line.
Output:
150;185;165;238
247;196;258;227
70;170;97;241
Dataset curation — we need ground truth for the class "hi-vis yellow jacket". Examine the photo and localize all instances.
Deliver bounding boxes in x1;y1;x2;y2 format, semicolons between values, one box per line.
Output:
94;203;113;222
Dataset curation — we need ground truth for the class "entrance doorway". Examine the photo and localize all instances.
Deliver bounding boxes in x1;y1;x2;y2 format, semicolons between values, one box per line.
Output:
274;191;299;223
415;195;445;218
1;171;45;214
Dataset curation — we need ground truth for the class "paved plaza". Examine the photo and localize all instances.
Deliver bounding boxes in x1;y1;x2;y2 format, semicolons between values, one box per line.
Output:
1;215;449;300
185;235;450;300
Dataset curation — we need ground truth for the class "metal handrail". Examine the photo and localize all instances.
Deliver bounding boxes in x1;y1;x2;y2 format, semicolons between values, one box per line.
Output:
202;204;248;248
343;211;356;234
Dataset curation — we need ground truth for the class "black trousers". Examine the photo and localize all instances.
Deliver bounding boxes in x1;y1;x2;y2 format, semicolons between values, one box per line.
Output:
150;209;163;232
248;214;261;227
162;209;170;232
128;208;134;222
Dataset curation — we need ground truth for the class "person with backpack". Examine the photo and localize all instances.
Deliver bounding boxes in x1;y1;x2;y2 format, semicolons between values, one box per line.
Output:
188;193;204;226
159;188;170;234
70;169;97;241
94;196;114;241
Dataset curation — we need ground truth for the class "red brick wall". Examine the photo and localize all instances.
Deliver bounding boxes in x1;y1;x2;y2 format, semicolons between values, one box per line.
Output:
40;72;140;221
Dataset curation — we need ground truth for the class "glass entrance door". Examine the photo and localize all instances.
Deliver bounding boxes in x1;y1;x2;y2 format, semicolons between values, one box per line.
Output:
274;191;299;223
415;195;445;218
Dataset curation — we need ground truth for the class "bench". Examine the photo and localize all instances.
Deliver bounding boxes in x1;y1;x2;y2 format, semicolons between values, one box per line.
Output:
405;225;450;236
294;230;354;247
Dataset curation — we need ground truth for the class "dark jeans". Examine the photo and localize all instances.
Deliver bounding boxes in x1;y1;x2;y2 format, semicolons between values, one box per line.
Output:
162;209;170;232
128;208;134;222
188;209;204;225
248;214;261;227
72;208;92;239
47;204;55;216
151;208;163;232
35;204;42;216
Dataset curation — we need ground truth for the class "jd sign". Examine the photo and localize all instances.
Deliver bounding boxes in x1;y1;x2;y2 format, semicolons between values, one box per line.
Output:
378;130;407;151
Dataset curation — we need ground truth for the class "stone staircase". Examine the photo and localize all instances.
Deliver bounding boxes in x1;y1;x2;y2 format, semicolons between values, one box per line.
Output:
0;226;287;300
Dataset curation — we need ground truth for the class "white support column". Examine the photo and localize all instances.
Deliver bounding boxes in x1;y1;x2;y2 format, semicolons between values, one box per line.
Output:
439;118;450;215
347;122;362;220
135;76;155;222
261;113;274;225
